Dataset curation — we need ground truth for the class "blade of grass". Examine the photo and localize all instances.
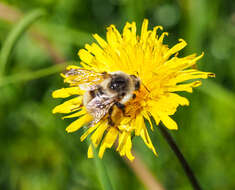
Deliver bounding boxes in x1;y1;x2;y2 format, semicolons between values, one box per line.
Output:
87;139;114;190
0;3;92;54
0;3;65;64
0;9;46;77
0;63;66;87
83;127;113;190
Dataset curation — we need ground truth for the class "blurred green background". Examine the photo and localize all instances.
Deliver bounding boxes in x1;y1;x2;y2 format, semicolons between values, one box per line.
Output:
0;0;235;190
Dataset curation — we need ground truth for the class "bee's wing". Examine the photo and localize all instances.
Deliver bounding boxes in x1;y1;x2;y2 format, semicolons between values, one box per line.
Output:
86;95;116;124
63;67;109;89
78;83;100;91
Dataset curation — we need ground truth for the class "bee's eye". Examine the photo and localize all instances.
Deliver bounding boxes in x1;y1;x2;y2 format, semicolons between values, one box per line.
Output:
130;75;140;90
135;81;140;90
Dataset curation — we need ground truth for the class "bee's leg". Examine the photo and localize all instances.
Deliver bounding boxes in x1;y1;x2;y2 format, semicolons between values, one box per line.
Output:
115;102;131;117
108;106;115;126
132;94;136;99
115;102;125;114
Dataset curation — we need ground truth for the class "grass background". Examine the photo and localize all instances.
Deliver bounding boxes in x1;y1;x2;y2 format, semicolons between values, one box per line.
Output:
0;0;235;189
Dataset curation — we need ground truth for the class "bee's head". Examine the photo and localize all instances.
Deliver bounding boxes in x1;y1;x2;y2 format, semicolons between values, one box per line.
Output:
108;73;128;93
108;71;140;96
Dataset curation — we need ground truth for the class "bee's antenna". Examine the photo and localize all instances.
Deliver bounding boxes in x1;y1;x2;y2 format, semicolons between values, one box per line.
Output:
142;82;150;93
135;72;150;92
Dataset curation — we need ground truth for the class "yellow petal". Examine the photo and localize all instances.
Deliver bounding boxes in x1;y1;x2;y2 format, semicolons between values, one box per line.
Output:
164;39;187;59
80;61;92;69
62;108;87;119
148;93;189;117
80;123;100;142
78;49;94;64
66;114;93;133
149;25;163;41
158;112;178;130
125;135;135;161
93;34;108;48
88;144;94;158
116;131;129;154
134;114;144;136
140;127;157;156
158;32;168;44
91;122;108;147
107;25;122;44
168;93;190;106
52;96;83;114
52;87;84;98
98;127;119;158
142;112;154;131
147;109;160;127
123;22;137;45
178;53;204;71
168;81;202;93
66;65;80;70
140;19;149;42
174;70;215;83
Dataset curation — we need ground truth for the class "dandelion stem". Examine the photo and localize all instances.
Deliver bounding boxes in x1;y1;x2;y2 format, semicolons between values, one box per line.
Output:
0;9;46;77
158;123;202;190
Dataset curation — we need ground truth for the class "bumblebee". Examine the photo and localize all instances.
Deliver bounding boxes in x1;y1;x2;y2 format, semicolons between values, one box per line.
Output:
65;68;140;126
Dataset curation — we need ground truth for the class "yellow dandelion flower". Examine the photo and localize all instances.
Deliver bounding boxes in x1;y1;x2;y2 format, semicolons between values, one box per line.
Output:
52;19;215;161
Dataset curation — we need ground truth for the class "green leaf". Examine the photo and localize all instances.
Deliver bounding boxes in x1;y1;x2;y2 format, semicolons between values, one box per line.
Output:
0;9;46;77
0;63;66;87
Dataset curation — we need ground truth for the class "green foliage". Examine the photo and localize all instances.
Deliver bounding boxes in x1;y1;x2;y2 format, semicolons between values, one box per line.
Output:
0;0;235;190
0;9;46;77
